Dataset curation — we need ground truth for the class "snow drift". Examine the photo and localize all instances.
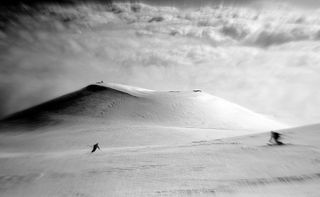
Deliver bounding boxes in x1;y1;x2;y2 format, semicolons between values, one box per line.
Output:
1;83;286;131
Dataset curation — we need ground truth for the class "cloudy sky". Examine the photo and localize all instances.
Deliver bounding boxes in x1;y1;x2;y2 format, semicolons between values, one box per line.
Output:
0;0;320;126
142;0;320;8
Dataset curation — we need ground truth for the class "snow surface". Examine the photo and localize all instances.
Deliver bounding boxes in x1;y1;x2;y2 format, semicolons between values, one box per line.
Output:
1;83;286;131
0;83;307;197
0;120;319;197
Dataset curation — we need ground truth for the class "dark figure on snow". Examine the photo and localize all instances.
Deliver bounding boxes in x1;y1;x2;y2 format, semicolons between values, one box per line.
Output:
269;131;283;145
91;143;101;153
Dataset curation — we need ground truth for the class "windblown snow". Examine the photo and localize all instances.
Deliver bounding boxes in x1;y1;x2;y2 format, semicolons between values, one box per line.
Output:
2;83;286;131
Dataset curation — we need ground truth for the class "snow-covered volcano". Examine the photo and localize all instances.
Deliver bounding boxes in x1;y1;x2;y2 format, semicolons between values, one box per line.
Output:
2;83;286;131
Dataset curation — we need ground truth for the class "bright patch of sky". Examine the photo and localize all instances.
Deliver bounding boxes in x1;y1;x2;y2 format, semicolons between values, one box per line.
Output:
1;2;320;126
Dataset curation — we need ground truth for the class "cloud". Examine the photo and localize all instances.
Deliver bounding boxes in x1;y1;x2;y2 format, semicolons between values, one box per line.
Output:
0;2;320;125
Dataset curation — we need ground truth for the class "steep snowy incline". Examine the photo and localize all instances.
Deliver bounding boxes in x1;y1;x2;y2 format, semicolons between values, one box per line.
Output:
1;83;287;131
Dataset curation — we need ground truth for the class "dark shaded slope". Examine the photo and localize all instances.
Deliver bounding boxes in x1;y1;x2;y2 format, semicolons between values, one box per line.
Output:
0;84;136;128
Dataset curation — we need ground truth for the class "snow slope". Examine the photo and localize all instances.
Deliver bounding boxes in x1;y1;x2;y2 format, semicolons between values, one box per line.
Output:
0;122;319;197
1;83;286;131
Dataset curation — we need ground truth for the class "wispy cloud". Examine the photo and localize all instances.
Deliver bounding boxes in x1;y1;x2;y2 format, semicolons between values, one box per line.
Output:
1;3;320;125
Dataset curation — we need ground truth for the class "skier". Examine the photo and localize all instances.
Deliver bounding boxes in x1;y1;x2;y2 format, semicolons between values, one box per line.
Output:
91;143;101;153
269;131;283;145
